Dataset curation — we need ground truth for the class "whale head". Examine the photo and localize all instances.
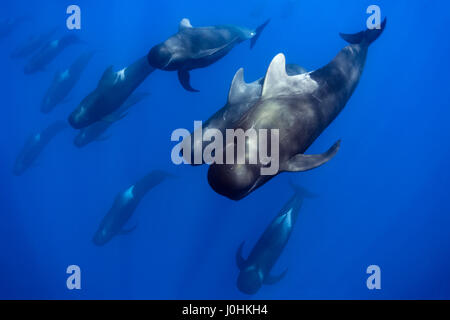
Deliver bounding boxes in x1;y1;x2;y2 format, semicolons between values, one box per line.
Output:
237;267;263;295
147;43;173;70
92;225;113;246
208;163;260;201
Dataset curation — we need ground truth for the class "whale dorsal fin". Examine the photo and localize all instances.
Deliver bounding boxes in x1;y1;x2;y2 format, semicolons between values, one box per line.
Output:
228;68;263;105
179;18;193;31
261;53;318;100
98;65;115;87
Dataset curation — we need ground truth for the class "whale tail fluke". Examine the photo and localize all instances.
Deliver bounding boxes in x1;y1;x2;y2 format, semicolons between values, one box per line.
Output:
340;17;387;46
250;19;270;49
288;180;318;199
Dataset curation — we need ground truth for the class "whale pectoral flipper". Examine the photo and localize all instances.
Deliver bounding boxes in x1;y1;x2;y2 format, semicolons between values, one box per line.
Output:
96;135;111;142
236;241;246;270
263;269;288;285
102;112;128;123
281;140;341;172
119;224;138;235
178;70;199;92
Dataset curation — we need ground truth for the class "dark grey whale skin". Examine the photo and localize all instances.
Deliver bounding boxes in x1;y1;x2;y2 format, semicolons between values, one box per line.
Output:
147;19;269;92
68;55;155;129
182;64;307;165
73;92;149;148
13;121;68;176
236;184;314;295
24;34;82;74
208;19;387;201
41;51;94;114
92;171;171;246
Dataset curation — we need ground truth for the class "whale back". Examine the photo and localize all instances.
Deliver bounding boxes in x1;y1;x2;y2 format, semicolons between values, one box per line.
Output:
261;53;318;100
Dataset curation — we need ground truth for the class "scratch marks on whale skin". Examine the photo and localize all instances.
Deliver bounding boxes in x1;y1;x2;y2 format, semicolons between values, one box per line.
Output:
114;68;127;85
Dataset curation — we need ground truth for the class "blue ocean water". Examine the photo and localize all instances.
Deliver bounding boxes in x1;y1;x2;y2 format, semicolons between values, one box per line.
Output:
1;0;450;299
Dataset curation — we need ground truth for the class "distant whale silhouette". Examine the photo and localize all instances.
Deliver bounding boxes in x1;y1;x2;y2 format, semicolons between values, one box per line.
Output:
236;183;315;295
10;27;58;59
73;91;149;148
13;121;68;176
41;51;94;114
147;18;270;92
0;16;29;39
208;19;387;200
24;34;82;74
68;55;154;129
92;170;171;246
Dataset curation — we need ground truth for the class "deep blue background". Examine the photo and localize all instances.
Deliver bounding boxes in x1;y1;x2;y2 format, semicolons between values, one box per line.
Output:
1;0;449;299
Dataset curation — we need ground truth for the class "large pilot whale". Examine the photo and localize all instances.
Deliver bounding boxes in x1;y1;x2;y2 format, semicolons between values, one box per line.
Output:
182;63;307;164
24;34;82;74
92;170;171;246
74;91;149;148
41;51;94;114
13;121;68;176
208;19;387;200
236;183;315;294
68;55;155;129
147;18;270;92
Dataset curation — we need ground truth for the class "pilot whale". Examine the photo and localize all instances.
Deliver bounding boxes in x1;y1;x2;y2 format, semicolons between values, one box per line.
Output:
10;27;57;59
74;91;149;148
41;51;94;114
92;170;171;246
208;19;387;200
147;18;270;92
182;63;307;164
236;183;315;294
13;121;68;176
24;34;82;74
68;55;155;129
